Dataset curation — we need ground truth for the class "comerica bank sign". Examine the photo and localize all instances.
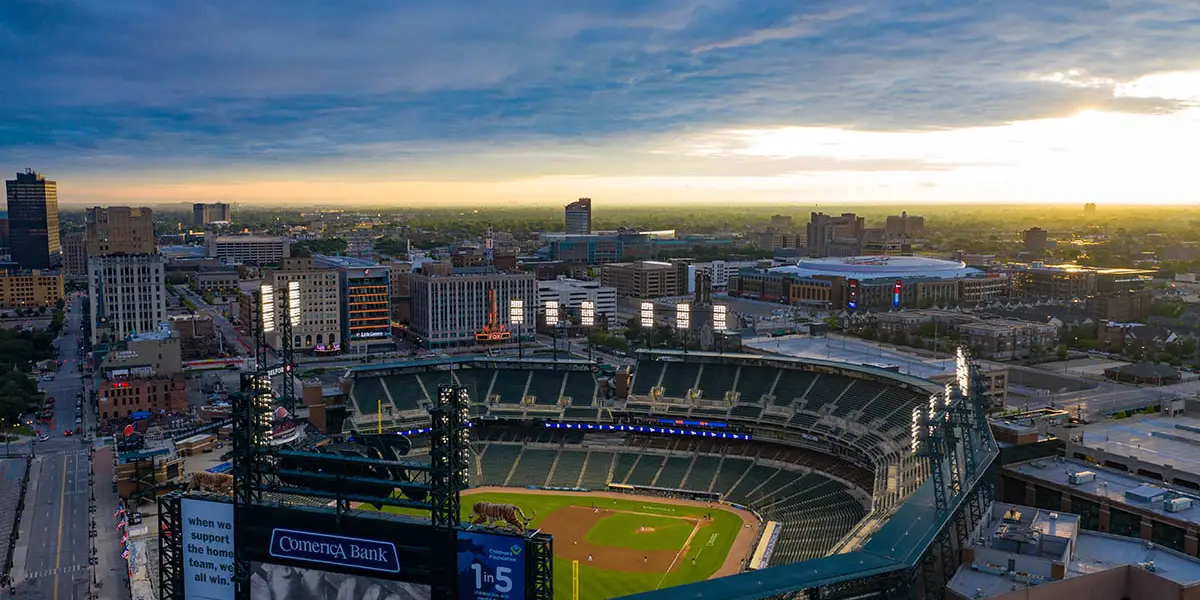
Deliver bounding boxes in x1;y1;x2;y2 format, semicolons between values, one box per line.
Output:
269;528;401;573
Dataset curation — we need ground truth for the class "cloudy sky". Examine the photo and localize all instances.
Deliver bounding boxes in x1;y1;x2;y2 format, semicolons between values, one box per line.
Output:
3;0;1200;206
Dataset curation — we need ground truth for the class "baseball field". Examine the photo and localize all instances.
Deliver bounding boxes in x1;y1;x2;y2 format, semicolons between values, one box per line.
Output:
381;488;758;600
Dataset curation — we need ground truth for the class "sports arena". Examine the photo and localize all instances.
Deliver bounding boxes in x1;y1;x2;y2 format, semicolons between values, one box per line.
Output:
770;256;979;281
342;348;998;599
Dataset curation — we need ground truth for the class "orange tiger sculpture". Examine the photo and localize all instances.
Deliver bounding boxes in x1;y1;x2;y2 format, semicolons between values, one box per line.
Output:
470;501;535;532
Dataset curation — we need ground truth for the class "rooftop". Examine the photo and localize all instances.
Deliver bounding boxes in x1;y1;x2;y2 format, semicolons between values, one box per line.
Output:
772;255;980;281
1009;454;1200;527
1074;415;1200;475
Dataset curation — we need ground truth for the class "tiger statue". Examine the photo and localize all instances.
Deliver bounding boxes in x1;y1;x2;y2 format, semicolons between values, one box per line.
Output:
470;502;535;532
186;471;235;495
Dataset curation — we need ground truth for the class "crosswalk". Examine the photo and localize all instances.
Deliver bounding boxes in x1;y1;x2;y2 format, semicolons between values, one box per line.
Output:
39;448;88;457
25;564;88;579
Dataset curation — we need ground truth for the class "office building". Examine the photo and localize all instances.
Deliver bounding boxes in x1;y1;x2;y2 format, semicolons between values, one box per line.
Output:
0;270;64;309
537;277;618;326
1022;227;1049;253
1084;202;1097;216
564;198;592;235
956;319;1058;360
62;232;87;277
97;374;187;419
88;254;167;344
205;235;291;264
188;267;240;294
768;214;793;229
546;232;651;264
313;255;393;352
690;260;762;291
806;212;865;258
265;258;342;352
407;269;536;348
600;261;686;298
85;206;156;256
884;211;925;238
5;169;60;269
193;203;232;227
99;322;182;379
749;230;801;251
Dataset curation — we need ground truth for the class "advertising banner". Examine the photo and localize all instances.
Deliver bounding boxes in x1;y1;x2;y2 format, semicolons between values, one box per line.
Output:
456;531;526;600
250;562;429;600
182;499;236;600
269;528;401;574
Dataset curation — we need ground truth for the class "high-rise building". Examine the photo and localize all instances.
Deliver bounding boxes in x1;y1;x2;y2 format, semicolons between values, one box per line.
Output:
193;203;232;227
265;258;343;352
0;270;64;309
313;255;393;352
600;261;687;298
85;206;156;257
769;214;794;229
564;198;592;235
5;169;60;269
407;269;536;348
61;232;87;277
806;212;864;258
1023;227;1049;253
884;211;925;238
88;254;167;344
1084;203;1097;216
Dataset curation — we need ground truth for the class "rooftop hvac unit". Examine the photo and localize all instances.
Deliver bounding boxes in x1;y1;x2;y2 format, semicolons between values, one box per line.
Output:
1165;497;1193;513
1068;471;1096;484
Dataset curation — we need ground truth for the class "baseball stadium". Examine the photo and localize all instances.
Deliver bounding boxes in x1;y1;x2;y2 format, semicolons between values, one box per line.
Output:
341;348;998;599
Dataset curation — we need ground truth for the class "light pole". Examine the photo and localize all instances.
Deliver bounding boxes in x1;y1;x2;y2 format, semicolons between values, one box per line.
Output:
581;301;595;362
509;300;525;359
545;301;560;360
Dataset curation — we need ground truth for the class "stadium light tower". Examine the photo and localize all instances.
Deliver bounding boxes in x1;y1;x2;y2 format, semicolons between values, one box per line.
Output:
509;299;524;359
676;303;690;352
545;300;560;360
580;300;595;361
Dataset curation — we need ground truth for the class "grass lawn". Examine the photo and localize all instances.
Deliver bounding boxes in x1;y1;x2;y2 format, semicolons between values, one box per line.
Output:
378;491;744;600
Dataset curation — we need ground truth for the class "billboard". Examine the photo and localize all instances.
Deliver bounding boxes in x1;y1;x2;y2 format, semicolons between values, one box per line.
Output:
456;531;526;600
182;498;236;600
847;279;859;310
250;562;430;600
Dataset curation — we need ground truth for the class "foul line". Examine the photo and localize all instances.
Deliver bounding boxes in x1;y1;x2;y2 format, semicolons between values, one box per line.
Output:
655;520;703;590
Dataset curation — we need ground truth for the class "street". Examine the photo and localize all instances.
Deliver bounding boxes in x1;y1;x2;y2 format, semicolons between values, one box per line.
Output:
12;293;123;600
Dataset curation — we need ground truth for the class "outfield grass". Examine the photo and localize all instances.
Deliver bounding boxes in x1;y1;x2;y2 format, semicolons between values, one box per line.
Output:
381;491;744;600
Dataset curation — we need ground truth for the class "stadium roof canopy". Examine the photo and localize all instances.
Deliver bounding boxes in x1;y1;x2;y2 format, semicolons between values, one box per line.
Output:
771;255;980;281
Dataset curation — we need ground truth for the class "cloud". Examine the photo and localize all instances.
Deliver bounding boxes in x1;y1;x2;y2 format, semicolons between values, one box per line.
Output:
1;0;1200;199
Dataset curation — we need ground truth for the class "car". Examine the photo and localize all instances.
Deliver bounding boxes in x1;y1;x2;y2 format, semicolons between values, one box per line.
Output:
63;430;72;437
41;375;55;382
37;435;49;442
75;417;82;424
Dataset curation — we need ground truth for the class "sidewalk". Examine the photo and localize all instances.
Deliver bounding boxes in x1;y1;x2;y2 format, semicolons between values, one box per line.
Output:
10;454;41;586
91;445;130;600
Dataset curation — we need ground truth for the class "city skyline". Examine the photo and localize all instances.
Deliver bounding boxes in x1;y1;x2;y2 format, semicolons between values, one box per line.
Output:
2;2;1200;206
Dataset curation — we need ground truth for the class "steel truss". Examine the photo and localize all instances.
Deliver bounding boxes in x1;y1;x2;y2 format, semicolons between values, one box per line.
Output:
158;493;183;600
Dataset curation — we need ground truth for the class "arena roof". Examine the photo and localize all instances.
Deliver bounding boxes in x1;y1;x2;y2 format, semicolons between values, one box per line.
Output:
771;255;980;281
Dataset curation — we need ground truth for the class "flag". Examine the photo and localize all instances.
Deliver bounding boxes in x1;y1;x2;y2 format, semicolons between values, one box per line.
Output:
121;549;129;560
121;532;128;544
116;520;126;530
114;507;125;518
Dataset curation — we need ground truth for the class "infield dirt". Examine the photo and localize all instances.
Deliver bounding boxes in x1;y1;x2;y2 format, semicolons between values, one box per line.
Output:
465;487;760;578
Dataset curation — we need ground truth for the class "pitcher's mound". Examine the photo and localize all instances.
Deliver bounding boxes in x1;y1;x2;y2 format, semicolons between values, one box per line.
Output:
637;527;656;533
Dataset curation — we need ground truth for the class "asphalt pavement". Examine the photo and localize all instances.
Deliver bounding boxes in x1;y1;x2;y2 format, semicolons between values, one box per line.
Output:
11;293;124;600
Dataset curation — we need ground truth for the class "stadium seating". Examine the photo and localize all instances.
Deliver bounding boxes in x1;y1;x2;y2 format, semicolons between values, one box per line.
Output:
801;375;850;413
735;366;777;404
771;370;817;406
548;450;587;487
508;448;558;487
420;370;455;399
697;364;738;401
631;360;664;396
490;369;530;404
579;451;615;489
830;379;888;418
383;375;424;411
658;362;701;398
625;454;665;486
351;377;387;415
654;456;693;489
479;444;522;486
525;371;566;405
681;455;721;492
611;453;639;485
562;371;597;406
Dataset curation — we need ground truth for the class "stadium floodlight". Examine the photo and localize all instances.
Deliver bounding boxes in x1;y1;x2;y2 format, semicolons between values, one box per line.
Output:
640;302;654;328
544;301;559;327
956;346;971;396
910;407;923;454
580;301;595;327
509;299;524;325
928;392;943;418
260;284;276;333
676;303;690;330
713;305;727;331
288;280;301;327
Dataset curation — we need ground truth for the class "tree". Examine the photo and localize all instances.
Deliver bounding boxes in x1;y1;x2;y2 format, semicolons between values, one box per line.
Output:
1056;344;1068;361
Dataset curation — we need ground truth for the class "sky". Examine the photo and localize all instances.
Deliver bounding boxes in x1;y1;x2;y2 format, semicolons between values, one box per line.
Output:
3;0;1200;207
